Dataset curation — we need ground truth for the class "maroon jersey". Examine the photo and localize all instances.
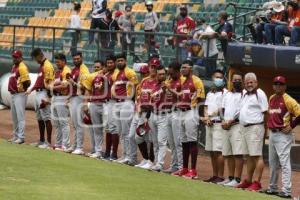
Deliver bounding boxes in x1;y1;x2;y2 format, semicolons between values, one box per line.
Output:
164;78;182;109
8;65;20;93
139;77;157;110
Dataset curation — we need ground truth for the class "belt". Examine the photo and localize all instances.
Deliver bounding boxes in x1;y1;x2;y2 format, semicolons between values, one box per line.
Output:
9;91;22;95
211;120;222;124
244;122;264;127
36;88;45;92
270;128;282;133
115;99;125;102
152;109;172;115
178;107;191;112
53;93;62;96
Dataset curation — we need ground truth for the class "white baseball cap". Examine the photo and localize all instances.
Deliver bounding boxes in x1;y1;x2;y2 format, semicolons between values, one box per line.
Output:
145;0;153;6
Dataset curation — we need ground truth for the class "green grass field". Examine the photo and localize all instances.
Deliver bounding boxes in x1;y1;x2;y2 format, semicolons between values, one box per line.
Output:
0;139;278;200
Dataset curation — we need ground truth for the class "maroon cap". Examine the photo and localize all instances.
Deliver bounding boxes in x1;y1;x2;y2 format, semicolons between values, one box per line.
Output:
114;11;123;18
273;76;286;84
149;57;161;67
140;65;149;74
12;50;23;58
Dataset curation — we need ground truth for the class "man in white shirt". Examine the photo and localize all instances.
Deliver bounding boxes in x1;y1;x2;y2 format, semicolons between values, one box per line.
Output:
220;72;246;187
193;18;218;77
203;70;227;184
236;72;268;192
143;0;159;52
70;3;81;55
89;0;107;44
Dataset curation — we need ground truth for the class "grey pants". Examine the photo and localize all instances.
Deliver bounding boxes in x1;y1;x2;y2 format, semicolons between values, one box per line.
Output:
89;103;104;154
112;100;134;159
128;112;139;163
69;96;84;150
51;96;71;148
148;113;169;168
167;111;183;169
88;103;95;153
269;131;293;195
10;92;27;140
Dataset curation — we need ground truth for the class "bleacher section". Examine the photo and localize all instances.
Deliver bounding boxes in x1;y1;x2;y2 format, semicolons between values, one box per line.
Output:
0;0;271;65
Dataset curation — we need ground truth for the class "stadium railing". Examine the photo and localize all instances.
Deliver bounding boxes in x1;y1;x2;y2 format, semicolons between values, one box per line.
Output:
0;23;225;80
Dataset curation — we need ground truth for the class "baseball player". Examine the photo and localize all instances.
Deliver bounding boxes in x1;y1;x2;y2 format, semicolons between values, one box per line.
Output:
8;50;31;144
203;69;227;184
163;61;184;173
148;65;170;172
26;48;54;149
172;60;205;179
87;60;104;156
100;55;119;161
82;63;108;159
111;53;138;163
126;64;150;166
264;76;300;198
50;53;72;152
66;51;90;155
133;62;158;169
220;72;246;187
236;72;268;191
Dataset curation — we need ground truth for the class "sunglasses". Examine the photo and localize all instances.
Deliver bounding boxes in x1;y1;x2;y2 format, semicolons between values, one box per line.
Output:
273;82;285;86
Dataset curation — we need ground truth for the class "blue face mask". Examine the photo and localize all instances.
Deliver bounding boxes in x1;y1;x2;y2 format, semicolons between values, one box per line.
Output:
213;78;224;88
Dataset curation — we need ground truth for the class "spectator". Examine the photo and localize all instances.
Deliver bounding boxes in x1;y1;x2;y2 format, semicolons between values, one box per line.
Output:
275;0;300;46
114;10;123;22
193;18;218;77
175;5;195;63
144;0;159;52
216;11;233;58
118;5;137;56
70;2;81;55
98;10;121;60
255;1;286;44
188;39;203;66
89;0;107;44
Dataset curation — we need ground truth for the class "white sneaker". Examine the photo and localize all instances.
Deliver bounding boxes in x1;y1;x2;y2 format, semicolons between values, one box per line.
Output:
72;149;85;155
31;141;44;147
151;165;163;172
13;138;25;144
134;159;148;168
140;160;153;170
89;153;101;159
217;179;231;185
224;179;240;187
63;147;73;153
38;142;50;149
117;158;130;164
7;137;17;143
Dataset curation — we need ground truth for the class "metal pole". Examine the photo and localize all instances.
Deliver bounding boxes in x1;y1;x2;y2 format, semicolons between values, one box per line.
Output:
233;6;237;35
32;27;35;50
243;15;246;41
175;35;179;63
52;28;56;62
12;25;16;50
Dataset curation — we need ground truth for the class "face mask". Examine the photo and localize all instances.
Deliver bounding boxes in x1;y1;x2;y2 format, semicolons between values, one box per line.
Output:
213;78;224;88
233;81;242;91
147;7;152;12
180;12;187;18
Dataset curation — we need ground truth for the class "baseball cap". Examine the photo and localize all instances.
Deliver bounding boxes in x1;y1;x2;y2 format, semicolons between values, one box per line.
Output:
145;0;153;5
179;5;187;10
149;57;161;67
191;39;201;46
115;10;123;18
273;76;286;84
12;50;22;58
140;64;149;74
273;2;285;13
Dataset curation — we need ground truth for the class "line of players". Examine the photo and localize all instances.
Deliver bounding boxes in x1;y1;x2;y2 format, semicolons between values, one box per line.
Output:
8;49;300;198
